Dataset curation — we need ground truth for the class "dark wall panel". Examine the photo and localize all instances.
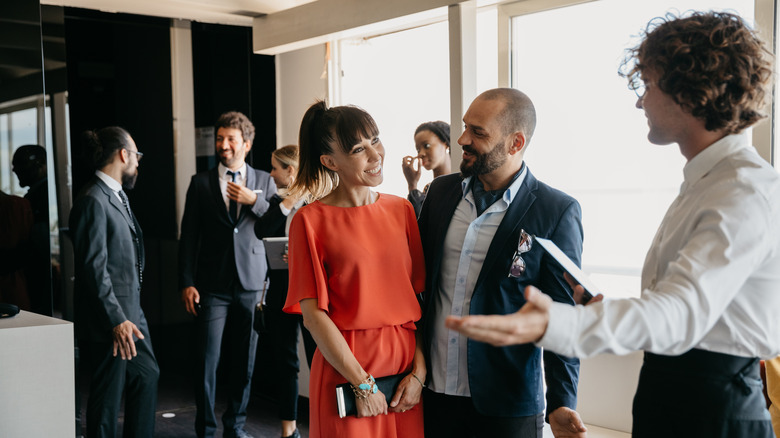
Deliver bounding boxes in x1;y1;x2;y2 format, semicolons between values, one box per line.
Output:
64;8;176;240
191;22;275;173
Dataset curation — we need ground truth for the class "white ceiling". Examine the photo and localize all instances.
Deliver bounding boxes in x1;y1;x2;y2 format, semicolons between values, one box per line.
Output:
39;0;319;27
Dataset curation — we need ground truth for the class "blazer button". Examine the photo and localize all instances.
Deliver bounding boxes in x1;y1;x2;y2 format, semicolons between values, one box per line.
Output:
234;228;239;234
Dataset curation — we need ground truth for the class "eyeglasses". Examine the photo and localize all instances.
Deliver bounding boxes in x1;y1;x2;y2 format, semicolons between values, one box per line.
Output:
508;229;532;278
125;148;144;161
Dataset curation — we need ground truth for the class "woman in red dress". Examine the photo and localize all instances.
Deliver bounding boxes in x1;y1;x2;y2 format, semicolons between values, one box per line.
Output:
283;100;426;437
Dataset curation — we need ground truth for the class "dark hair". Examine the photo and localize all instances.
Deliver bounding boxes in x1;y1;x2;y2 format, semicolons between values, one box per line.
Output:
81;126;133;169
289;100;379;200
477;88;537;142
12;145;46;166
215;111;255;145
620;10;774;133
415;121;450;147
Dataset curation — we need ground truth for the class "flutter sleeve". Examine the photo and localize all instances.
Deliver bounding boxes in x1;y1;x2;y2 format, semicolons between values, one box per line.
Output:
283;206;330;315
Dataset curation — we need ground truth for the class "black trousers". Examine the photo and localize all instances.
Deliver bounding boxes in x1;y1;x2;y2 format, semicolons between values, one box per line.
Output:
633;349;773;438
195;286;260;438
85;315;159;438
262;284;316;421
423;388;543;438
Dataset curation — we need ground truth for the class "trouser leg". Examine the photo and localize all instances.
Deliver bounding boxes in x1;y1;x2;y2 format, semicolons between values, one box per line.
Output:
222;289;260;433
122;317;160;438
195;292;230;438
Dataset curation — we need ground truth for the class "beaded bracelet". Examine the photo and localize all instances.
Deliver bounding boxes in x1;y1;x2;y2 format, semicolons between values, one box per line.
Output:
350;374;377;399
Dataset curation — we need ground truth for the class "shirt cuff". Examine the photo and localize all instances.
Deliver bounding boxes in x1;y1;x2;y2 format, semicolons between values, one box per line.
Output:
537;302;579;357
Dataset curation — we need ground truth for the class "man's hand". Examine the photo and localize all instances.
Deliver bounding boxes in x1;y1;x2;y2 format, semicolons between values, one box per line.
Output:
227;181;258;205
401;155;422;192
445;286;552;346
112;320;144;360
564;272;605;306
181;286;200;316
388;373;424;413
549;407;588;438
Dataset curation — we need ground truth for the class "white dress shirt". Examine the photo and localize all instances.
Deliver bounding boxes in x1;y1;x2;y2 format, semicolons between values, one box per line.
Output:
429;167;527;396
541;134;780;359
218;162;247;211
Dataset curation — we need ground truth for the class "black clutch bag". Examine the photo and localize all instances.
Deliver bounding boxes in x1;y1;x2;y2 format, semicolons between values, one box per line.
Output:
335;374;405;418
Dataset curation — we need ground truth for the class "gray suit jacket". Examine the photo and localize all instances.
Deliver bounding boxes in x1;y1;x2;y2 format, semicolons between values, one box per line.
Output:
70;177;145;343
178;165;276;292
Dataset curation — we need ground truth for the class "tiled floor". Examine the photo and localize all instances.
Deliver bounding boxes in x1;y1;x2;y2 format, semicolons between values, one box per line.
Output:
77;370;310;438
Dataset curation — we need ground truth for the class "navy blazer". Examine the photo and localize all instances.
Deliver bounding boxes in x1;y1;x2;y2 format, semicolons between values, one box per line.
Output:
71;177;146;343
418;169;583;418
178;165;276;292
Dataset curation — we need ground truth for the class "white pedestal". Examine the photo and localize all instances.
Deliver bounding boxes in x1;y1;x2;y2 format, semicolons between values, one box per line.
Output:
0;310;75;437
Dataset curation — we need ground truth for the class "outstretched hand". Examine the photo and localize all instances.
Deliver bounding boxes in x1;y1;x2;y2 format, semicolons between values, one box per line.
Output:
445;286;552;346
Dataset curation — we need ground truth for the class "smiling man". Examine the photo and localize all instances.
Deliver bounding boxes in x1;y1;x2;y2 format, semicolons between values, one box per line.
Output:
447;11;780;438
179;111;277;438
417;88;587;438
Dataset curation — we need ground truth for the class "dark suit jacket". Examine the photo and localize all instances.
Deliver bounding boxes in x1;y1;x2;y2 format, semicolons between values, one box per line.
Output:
179;165;276;292
418;169;583;418
70;177;145;343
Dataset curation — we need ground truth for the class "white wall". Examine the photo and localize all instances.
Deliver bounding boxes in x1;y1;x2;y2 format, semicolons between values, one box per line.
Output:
276;44;328;148
275;43;329;397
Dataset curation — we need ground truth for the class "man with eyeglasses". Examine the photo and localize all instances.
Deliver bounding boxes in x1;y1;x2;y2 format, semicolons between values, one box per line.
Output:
447;11;780;438
70;126;159;437
416;88;587;438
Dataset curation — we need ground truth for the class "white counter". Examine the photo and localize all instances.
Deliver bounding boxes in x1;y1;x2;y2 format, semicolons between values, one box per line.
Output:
0;310;75;437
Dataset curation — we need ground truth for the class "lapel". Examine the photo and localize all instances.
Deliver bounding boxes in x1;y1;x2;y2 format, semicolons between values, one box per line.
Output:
431;176;469;288
95;177;145;272
95;177;138;236
473;169;538;292
209;168;233;225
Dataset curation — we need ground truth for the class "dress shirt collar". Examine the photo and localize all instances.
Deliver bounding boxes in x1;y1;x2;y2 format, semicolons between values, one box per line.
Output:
683;133;751;188
218;162;247;180
96;170;122;193
460;162;528;206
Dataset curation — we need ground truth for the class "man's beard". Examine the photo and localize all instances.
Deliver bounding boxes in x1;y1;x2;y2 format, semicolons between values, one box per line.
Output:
122;170;138;190
460;140;508;177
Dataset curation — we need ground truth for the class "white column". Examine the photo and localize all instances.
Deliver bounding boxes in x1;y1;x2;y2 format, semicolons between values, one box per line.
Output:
448;0;477;169
170;19;197;234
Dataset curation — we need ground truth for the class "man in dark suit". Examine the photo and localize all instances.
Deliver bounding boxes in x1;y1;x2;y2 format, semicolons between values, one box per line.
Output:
179;111;276;438
70;126;159;437
417;88;586;438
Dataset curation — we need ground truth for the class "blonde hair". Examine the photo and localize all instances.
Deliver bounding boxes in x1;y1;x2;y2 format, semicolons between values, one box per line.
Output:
272;144;299;169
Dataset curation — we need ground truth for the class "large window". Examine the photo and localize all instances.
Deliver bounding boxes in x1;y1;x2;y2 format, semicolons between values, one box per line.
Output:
508;0;755;297
337;7;498;197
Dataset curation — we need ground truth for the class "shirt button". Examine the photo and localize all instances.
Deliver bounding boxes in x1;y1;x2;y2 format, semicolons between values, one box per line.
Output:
234;228;239;234
450;338;457;344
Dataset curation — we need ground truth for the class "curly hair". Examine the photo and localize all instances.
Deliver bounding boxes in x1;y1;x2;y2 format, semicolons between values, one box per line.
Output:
620;11;774;133
215;111;255;145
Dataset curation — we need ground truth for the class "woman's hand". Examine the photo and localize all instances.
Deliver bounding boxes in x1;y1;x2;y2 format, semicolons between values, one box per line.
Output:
356;390;388;418
401;155;422;192
389;373;424;413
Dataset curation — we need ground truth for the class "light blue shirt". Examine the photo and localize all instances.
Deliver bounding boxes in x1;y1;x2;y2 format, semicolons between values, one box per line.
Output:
428;166;528;396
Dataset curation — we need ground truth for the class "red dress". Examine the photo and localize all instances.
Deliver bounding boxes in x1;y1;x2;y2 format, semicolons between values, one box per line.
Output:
284;194;425;438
